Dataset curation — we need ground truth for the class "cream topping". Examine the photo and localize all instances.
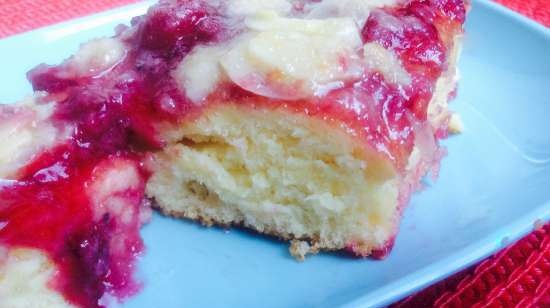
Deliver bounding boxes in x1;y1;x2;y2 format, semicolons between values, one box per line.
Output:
304;0;399;26
363;42;411;86
226;0;292;16
0;248;74;308
221;11;363;99
173;45;227;103
70;38;126;77
173;1;410;103
0;96;69;179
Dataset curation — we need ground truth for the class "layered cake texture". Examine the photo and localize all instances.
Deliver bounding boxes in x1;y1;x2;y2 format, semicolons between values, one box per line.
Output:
0;0;467;306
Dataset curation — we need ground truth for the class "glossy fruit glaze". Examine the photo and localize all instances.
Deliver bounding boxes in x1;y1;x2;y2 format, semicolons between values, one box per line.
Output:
1;1;224;306
0;0;465;306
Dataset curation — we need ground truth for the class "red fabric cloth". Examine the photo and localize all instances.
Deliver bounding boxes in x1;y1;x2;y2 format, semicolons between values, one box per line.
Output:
494;0;550;27
393;224;550;307
0;0;139;38
0;0;548;307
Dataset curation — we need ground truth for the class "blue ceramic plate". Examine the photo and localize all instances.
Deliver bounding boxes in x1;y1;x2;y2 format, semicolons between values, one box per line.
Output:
0;1;548;307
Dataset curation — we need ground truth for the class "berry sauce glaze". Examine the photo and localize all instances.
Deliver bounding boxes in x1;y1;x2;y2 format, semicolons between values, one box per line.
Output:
0;0;465;306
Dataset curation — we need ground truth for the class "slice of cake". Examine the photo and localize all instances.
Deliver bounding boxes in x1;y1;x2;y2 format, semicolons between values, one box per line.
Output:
0;0;467;306
145;0;466;259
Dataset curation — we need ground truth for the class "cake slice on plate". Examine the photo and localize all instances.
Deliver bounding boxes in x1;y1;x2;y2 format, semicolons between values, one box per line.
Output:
145;0;466;259
0;0;467;306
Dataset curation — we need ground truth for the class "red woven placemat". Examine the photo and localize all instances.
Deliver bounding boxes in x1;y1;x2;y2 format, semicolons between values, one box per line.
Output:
394;224;550;307
0;0;549;307
494;0;550;27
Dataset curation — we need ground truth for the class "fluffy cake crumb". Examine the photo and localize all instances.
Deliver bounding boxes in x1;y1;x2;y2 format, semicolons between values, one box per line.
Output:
147;104;400;257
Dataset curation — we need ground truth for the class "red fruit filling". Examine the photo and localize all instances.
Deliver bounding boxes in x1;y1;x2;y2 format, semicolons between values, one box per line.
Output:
0;0;465;305
2;1;225;307
0;147;146;307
